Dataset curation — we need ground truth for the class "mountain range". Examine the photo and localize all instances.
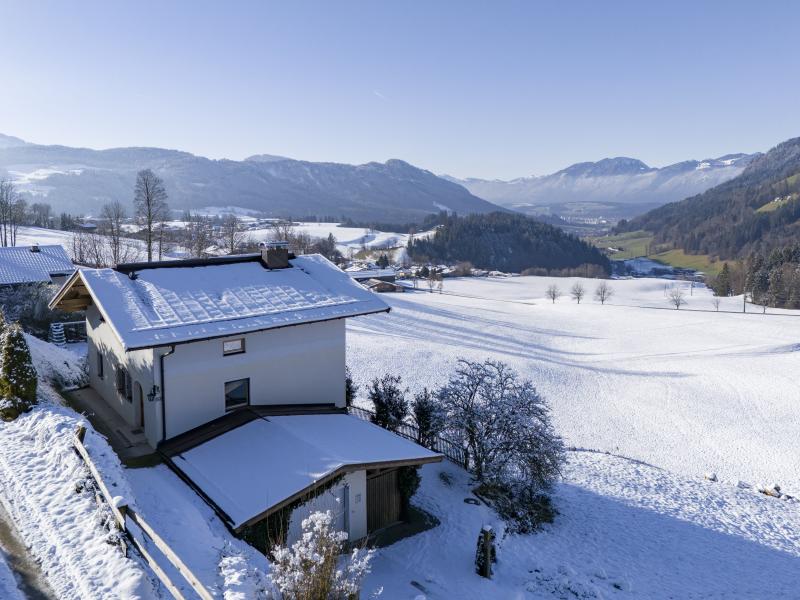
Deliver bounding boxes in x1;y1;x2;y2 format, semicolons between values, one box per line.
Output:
446;154;758;221
619;136;800;259
0;134;498;223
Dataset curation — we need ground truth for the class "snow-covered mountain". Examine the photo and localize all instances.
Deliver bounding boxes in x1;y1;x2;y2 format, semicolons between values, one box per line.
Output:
0;135;500;223
446;154;759;221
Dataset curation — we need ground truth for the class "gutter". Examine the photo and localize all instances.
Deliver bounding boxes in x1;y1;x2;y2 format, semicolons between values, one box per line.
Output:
159;345;176;443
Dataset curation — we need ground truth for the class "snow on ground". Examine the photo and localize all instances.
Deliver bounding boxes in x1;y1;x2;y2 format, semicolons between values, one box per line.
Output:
2;274;798;598
0;551;24;600
13;226;75;248
0;341;157;599
126;466;269;598
348;276;800;493
0;403;157;599
245;222;436;254
366;456;800;599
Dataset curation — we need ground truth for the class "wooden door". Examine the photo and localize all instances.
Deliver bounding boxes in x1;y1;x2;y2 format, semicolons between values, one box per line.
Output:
367;469;402;532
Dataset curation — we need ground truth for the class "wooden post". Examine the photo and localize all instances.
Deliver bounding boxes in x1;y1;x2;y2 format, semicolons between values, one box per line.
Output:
478;525;494;579
481;527;492;579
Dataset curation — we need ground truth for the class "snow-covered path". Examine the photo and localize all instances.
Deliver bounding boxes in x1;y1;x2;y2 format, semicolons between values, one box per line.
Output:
348;276;800;493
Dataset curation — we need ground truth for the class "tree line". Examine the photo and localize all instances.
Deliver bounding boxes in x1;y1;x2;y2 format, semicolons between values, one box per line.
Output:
710;244;800;309
408;212;610;275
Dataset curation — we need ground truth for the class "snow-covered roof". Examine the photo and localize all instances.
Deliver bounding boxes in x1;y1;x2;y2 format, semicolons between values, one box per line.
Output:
55;254;389;350
0;244;74;286
171;414;441;529
346;268;396;280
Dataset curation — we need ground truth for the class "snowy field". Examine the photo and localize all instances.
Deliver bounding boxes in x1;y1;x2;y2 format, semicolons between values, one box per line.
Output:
348;276;800;493
0;275;798;599
245;221;436;254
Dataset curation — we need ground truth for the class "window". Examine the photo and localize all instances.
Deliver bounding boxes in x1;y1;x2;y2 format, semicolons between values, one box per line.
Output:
96;351;104;379
225;378;250;411
116;367;133;402
223;338;245;356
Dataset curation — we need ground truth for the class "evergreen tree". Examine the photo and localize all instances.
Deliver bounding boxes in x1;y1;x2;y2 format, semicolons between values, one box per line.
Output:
368;374;407;432
714;263;732;296
0;323;38;420
411;388;445;449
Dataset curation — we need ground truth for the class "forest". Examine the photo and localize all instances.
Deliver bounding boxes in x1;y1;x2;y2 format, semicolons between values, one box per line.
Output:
408;212;610;274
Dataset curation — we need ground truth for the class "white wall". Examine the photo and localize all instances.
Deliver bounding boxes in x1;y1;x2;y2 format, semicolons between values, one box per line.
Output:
162;319;346;439
86;304;159;445
285;470;368;546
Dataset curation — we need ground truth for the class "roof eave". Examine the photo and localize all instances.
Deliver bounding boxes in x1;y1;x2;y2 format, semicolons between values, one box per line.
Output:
234;453;443;531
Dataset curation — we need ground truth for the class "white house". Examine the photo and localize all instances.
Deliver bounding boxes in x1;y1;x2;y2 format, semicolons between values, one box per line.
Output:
50;246;441;547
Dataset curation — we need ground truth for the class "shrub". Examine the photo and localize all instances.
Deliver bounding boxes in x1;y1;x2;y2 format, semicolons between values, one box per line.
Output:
345;366;358;408
474;480;557;534
268;511;375;600
0;323;38;420
411;388;445;449
436;359;565;531
368;374;407;432
397;466;422;519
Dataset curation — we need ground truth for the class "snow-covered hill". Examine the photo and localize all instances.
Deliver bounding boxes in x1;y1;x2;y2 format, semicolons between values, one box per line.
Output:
348;276;800;493
0;275;798;598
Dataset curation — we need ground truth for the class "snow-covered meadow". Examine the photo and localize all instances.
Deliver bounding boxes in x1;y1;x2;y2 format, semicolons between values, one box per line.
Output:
348;276;800;493
0;273;798;599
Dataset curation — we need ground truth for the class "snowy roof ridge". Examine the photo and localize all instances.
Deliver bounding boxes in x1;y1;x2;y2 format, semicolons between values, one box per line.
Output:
0;244;75;285
73;253;389;350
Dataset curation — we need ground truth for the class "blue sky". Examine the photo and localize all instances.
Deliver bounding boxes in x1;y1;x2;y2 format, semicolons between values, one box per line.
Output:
1;1;798;179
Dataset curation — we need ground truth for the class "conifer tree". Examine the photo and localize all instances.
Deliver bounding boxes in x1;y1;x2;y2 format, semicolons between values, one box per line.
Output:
0;323;38;420
368;374;407;432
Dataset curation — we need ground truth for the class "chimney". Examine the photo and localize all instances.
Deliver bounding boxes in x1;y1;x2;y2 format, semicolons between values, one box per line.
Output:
261;241;290;269
30;244;40;253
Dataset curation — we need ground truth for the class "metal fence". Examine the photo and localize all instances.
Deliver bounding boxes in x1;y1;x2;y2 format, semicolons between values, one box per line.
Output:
348;405;468;469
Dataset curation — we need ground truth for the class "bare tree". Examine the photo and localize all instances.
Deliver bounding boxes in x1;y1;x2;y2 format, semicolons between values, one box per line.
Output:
100;200;127;266
269;220;296;242
711;297;721;311
185;214;213;258
545;284;561;304
29;202;52;228
427;272;438;293
668;286;686;309
0;179;26;247
594;281;614;305
71;230;109;267
220;213;247;254
133;169;169;262
437;276;444;294
570;282;585;304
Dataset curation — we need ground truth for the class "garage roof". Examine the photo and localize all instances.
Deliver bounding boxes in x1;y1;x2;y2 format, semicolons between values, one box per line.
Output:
169;414;442;529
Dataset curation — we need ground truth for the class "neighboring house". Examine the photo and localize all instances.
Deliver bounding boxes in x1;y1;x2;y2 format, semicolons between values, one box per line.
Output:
364;278;406;293
50;246;441;547
0;244;75;288
346;267;397;283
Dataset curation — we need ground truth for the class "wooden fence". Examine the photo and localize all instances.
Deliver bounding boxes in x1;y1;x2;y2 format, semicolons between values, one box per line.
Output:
73;426;213;600
347;405;469;470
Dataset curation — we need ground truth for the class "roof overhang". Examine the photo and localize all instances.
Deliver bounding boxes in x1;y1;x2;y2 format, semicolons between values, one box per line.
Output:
49;270;93;312
164;413;442;531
